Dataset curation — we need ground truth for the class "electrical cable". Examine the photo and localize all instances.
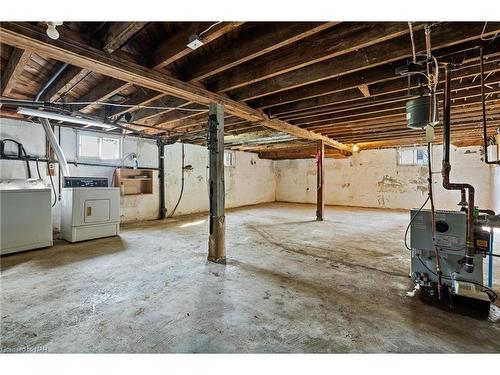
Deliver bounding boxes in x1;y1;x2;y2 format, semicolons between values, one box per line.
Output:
480;22;500;41
415;255;497;302
35;158;42;180
199;22;222;37
404;195;431;251
1;97;208;112
167;142;185;218
1;138;32;178
45;159;57;207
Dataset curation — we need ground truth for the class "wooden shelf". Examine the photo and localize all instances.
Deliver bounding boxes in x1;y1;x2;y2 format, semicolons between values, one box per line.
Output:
114;168;154;196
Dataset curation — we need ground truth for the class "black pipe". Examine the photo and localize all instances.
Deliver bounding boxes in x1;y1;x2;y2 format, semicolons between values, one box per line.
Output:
157;139;167;219
441;63;476;273
480;47;500;165
35;63;69;101
0;154;160;170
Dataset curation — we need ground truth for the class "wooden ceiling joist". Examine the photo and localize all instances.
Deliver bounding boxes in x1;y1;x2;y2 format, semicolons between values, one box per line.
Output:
230;22;500;102
0;22;352;153
1;47;31;96
181;22;337;82
148;22;244;70
207;22;419;93
101;22;147;53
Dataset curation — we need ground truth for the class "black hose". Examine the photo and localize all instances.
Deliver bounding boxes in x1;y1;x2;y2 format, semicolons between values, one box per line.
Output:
1;138;32;178
167;143;185;218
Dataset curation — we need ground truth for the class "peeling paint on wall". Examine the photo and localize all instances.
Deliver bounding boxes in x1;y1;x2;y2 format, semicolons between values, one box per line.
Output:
377;175;406;193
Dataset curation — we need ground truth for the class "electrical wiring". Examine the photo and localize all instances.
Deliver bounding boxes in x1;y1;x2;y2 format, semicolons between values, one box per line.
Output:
167;143;185;218
0;97;208;112
415;255;497;302
480;22;500;41
45;159;57;208
199;22;222;37
404;195;430;251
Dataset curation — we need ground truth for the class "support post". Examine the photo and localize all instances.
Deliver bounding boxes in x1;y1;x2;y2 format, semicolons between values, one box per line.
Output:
207;103;226;263
316;140;325;221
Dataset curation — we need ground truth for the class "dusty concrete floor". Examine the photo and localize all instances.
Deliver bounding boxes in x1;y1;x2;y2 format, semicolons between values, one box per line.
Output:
1;202;499;353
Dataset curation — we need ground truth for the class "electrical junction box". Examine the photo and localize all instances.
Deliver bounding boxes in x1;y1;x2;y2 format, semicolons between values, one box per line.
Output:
61;186;120;242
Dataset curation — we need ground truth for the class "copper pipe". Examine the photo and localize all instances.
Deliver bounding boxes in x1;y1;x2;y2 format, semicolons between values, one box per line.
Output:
441;63;476;273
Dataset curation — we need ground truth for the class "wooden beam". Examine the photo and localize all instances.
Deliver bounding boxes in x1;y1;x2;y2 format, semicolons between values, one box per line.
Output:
207;103;226;264
316;140;325;221
1;47;31;96
181;22;336;82
40;65;90;102
149;22;244;70
229;22;500;101
102;22;147;53
358;84;370;98
77;78;131;113
0;22;351;153
207;22;417;93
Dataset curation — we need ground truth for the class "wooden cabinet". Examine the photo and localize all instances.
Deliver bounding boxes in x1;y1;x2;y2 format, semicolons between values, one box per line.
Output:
114;168;153;196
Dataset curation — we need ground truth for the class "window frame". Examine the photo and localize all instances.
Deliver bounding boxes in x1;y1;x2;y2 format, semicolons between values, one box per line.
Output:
77;131;122;161
397;147;428;166
224;150;235;168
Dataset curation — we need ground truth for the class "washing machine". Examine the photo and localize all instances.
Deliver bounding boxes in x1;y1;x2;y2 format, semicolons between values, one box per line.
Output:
0;179;53;254
60;177;120;242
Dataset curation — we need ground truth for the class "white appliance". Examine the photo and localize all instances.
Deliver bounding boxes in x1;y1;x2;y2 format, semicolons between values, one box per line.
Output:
0;179;53;255
61;177;120;242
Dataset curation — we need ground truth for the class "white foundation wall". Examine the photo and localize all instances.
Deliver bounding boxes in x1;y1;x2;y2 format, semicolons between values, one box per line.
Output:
1;118;160;230
1;118;277;229
276;145;498;211
165;143;276;216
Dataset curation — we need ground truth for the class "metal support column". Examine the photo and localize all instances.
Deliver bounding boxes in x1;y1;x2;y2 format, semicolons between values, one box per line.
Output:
207;103;226;264
316;140;325;221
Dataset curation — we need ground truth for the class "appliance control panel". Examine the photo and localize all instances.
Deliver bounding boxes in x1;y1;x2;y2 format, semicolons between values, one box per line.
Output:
64;177;108;188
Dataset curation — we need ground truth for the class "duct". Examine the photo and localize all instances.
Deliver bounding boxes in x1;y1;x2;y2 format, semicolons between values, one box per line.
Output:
34;63;69;102
39;118;70;177
441;63;475;273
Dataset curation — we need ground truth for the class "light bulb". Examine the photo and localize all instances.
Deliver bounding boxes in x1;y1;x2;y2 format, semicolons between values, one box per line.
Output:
46;22;60;40
352;144;360;152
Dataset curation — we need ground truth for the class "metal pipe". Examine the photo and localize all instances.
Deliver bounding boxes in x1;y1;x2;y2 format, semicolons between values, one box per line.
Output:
158;140;166;219
480;47;500;165
35;63;69;102
441;63;476;273
39;118;70;177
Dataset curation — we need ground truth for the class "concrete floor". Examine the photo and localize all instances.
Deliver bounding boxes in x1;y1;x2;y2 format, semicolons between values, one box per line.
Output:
1;202;499;353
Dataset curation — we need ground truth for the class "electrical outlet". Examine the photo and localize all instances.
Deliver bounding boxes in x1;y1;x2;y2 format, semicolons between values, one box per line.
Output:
48;162;56;176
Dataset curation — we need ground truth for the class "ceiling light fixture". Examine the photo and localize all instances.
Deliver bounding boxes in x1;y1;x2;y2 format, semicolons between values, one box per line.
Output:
46;22;63;40
352;144;360;152
186;34;204;50
17;107;113;129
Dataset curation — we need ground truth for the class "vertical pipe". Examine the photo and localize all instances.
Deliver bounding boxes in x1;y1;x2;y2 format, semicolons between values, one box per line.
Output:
316;140;325;221
441;63;476;273
39;118;70;177
158;139;166;219
488;228;493;288
207;103;226;264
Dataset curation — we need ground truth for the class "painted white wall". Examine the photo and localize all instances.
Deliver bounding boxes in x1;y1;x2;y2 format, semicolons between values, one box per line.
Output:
276;145;499;212
1;118;277;229
165;143;276;216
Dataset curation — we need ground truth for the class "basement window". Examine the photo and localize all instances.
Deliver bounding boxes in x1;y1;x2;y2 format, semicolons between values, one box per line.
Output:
78;132;121;160
397;148;428;166
224;151;235;167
